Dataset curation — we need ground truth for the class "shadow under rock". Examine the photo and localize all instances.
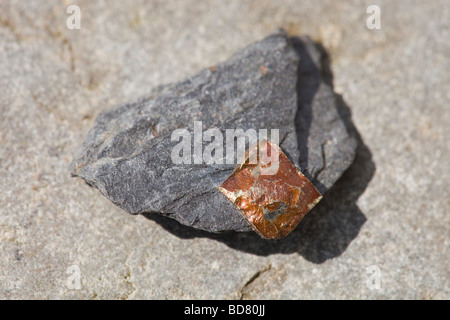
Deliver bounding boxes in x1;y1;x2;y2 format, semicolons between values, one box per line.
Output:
144;138;373;263
143;37;375;264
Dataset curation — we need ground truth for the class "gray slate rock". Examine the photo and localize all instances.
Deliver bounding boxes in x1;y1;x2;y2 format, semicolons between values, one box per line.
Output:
71;32;357;233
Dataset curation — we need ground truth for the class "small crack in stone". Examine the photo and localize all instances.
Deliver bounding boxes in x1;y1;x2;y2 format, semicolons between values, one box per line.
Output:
314;142;327;180
238;264;272;300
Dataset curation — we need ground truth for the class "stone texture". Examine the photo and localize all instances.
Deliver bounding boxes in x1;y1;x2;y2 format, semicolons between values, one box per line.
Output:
0;0;449;299
70;32;356;234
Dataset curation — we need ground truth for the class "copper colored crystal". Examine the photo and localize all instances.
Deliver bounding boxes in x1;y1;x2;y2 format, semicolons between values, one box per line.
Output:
218;141;322;239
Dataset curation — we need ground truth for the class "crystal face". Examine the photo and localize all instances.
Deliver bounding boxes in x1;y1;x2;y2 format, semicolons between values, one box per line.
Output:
218;141;322;239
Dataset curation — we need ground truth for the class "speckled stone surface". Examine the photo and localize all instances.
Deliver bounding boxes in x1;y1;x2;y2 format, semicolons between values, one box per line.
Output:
0;0;448;299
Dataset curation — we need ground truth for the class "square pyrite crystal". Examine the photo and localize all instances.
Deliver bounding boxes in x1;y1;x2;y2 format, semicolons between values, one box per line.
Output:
218;141;322;239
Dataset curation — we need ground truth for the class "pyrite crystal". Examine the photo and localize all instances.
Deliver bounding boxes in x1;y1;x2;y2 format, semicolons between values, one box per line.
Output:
219;141;322;239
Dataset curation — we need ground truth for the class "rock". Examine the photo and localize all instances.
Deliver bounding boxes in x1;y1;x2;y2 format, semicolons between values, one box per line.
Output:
70;32;357;233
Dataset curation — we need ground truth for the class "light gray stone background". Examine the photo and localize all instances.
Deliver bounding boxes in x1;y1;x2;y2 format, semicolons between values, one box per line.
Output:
0;0;448;299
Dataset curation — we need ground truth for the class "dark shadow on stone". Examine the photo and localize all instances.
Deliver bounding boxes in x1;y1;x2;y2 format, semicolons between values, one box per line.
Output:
291;37;325;192
143;37;375;264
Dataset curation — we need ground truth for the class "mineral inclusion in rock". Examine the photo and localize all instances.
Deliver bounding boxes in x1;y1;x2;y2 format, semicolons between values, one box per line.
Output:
218;141;322;239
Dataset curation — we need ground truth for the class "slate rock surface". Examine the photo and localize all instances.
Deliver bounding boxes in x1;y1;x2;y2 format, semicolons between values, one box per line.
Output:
71;32;357;233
